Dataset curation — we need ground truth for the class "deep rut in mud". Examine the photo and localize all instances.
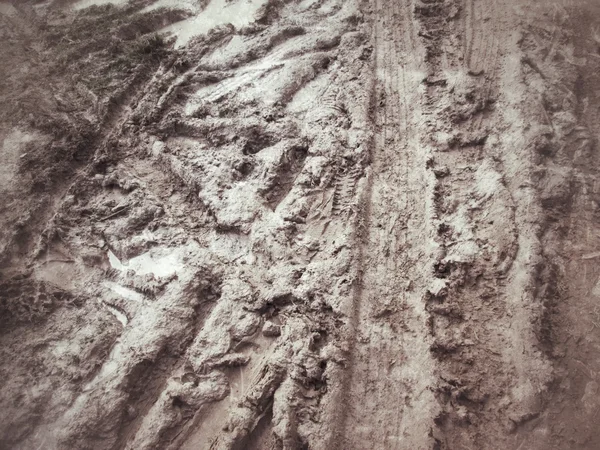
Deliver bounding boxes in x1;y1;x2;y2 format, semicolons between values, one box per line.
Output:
2;0;600;449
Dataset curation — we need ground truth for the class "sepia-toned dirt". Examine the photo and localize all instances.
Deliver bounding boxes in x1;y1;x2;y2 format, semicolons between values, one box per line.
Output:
2;0;600;449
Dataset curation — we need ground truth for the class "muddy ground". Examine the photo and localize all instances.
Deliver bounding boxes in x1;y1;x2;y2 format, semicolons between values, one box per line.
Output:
1;0;600;449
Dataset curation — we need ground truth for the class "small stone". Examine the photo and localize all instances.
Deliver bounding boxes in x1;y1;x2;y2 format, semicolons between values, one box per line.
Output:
262;321;281;337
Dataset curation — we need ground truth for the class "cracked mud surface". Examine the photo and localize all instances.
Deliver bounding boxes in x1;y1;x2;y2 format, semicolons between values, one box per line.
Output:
2;0;600;449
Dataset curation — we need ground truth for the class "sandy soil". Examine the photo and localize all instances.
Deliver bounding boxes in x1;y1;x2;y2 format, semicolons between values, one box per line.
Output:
1;0;600;449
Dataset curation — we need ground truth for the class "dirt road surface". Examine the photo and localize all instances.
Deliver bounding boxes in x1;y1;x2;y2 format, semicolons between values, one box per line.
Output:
2;0;600;449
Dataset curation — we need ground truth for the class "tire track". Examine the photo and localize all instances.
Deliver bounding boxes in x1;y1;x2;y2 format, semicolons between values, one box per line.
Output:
464;0;474;66
380;0;416;442
526;5;600;447
463;0;509;135
417;1;553;448
335;0;439;448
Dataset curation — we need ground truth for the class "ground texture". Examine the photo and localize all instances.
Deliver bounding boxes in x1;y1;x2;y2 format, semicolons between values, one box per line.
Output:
2;0;600;449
